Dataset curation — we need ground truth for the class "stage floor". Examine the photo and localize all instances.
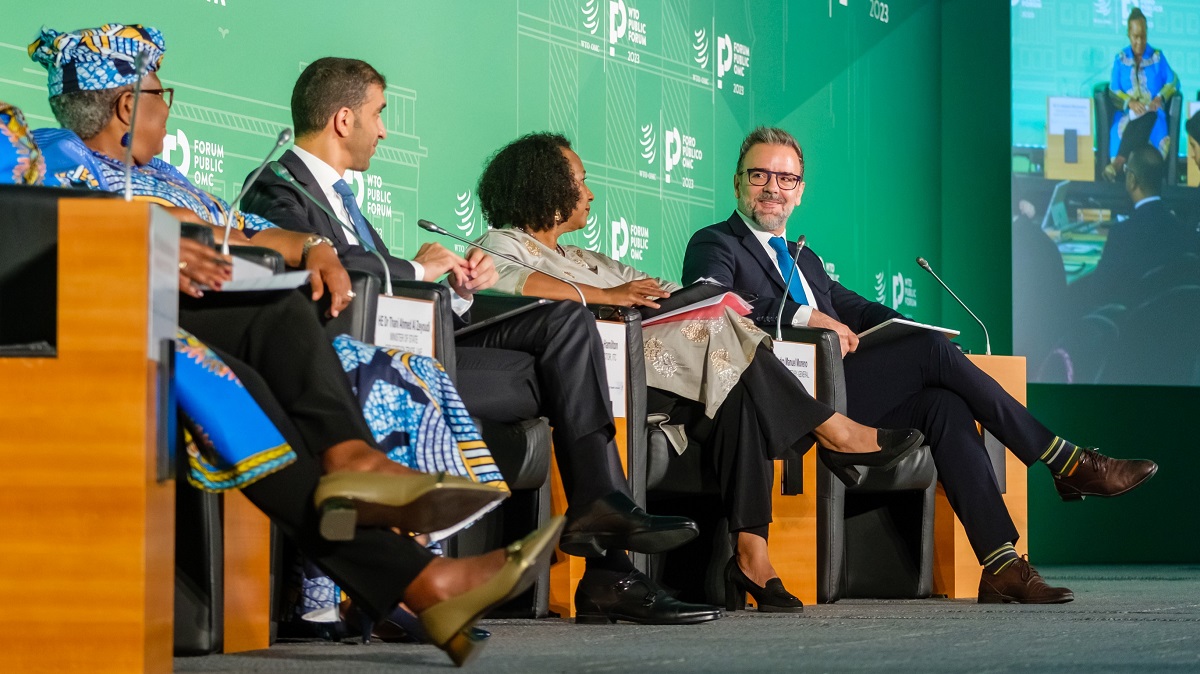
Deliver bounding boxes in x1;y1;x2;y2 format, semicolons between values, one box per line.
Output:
178;565;1200;672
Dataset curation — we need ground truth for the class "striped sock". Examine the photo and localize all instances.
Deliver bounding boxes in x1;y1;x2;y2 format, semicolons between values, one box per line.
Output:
982;542;1020;575
1040;436;1083;477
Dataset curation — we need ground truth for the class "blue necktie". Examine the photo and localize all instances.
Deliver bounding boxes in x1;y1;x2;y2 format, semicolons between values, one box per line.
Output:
331;179;377;251
768;236;808;305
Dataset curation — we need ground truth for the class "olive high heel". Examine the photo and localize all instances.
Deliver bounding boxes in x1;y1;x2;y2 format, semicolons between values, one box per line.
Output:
314;471;509;541
418;516;566;666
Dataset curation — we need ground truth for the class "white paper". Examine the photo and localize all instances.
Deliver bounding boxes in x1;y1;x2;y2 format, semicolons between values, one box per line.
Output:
219;270;310;292
1189;101;1200;120
231;256;274;281
1047;97;1091;136
772;340;817;398
147;207;180;362
373;294;436;356
595;320;628;418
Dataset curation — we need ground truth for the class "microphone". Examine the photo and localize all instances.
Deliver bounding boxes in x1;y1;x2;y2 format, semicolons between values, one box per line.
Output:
417;219;588;305
267;161;393;295
223;128;292;254
916;257;991;355
122;50;150;202
774;234;806;341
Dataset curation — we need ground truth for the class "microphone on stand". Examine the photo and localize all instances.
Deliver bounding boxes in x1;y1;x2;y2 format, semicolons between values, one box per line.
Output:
416;219;588;305
122;50;150;202
267;161;393;295
916;256;991;355
774;234;806;341
223;128;292;254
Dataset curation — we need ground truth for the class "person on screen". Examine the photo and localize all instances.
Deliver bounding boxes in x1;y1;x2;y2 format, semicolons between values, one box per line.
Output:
240;58;723;627
683;126;1160;604
1010;188;1068;377
1073;146;1200;311
1102;7;1179;182
473;132;927;615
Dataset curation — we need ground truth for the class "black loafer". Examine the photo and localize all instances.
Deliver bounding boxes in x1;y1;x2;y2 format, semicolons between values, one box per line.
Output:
574;570;722;625
560;492;699;558
819;428;924;486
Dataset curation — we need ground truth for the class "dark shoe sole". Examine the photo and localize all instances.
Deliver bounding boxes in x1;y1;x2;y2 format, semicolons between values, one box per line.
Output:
559;524;699;558
1055;463;1159;502
753;603;804;613
575;610;723;625
978;592;1074;604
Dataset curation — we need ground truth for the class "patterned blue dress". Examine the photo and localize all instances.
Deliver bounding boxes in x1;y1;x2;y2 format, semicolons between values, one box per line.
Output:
1108;44;1179;159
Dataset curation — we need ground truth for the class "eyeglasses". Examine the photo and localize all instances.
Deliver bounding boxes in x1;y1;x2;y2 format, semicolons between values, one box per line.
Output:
739;168;801;190
141;88;175;109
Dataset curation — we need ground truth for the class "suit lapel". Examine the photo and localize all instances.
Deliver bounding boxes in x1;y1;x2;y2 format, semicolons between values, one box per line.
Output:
280;150;352;247
727;212;787;294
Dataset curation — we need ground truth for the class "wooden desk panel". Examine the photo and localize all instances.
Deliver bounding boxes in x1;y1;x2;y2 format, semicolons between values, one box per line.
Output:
0;200;174;673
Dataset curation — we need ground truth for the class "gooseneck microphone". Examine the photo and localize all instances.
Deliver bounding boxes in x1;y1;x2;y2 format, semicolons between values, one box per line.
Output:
222;128;292;255
916;257;991;355
268;161;393;295
774;234;806;341
122;50;149;202
416;219;588;305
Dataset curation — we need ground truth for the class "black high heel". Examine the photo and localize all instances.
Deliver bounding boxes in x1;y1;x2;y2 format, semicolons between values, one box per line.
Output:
819;428;924;486
723;558;803;613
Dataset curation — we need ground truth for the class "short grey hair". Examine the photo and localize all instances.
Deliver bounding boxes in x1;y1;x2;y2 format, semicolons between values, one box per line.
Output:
736;126;805;181
48;86;131;140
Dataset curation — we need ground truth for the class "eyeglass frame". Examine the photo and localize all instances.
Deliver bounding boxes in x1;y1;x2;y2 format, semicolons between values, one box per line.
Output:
738;167;802;190
140;88;175;109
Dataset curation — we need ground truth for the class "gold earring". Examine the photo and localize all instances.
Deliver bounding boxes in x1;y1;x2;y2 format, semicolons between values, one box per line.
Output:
554;210;562;223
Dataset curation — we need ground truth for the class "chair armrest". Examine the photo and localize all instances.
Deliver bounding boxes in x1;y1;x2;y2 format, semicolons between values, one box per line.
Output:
777;326;846;413
181;222;214;246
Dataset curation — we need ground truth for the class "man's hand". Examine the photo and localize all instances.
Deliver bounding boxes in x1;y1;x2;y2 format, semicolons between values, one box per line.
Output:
807;309;859;357
602;278;671;309
178;238;232;298
448;248;498;299
413;242;468;282
306;244;353;317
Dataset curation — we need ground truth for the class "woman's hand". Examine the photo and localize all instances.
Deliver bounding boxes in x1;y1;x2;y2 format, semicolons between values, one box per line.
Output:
178;238;232;298
1149;96;1163;112
306;244;353;318
1130;100;1148;116
602;278;671;309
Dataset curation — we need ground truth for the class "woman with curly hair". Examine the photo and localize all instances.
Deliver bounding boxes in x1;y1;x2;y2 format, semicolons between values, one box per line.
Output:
474;132;924;614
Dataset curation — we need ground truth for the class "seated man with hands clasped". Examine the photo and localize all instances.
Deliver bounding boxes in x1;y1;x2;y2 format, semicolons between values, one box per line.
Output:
683;126;1159;604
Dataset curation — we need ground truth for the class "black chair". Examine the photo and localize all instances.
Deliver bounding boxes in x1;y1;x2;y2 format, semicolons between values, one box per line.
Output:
331;276;556;618
1093;82;1182;184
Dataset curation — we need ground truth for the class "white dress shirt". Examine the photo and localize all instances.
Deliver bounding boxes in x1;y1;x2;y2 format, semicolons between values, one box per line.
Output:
736;210;816;327
290;146;472;315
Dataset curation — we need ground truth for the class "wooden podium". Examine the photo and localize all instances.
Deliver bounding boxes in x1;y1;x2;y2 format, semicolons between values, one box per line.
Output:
0;199;178;673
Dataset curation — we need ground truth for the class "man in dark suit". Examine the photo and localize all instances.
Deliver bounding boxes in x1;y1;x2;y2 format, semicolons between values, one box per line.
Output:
683;126;1158;604
1072;145;1199;312
242;57;719;625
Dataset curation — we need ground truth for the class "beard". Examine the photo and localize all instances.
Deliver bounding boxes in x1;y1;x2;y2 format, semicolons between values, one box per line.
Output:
739;190;794;232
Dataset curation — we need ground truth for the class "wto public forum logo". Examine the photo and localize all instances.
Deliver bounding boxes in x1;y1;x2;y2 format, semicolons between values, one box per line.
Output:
716;33;750;94
637;123;658;181
610;215;649;261
609;0;648;55
162;127;226;189
582;0;599;35
693;28;709;69
454;189;484;238
662;125;702;188
875;269;917;309
582;212;602;252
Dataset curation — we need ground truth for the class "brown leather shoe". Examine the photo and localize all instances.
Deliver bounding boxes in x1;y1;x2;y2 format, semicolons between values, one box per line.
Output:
1053;448;1158;502
978;556;1073;604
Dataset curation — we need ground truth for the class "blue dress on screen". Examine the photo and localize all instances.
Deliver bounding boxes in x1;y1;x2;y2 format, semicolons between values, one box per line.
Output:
1108;44;1179;159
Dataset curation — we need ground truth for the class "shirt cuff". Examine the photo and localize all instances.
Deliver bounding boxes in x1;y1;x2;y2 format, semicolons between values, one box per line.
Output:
409;259;426;281
790;305;814;327
446;280;474;316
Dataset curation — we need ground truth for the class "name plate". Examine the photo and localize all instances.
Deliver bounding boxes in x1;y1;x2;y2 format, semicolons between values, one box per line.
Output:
595;320;628;418
773;340;817;398
374;295;435;357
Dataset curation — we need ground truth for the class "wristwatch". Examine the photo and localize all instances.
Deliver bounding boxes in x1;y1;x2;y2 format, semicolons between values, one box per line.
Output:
300;235;334;266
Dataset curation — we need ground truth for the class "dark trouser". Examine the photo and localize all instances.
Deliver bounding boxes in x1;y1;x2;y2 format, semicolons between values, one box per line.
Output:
842;331;1055;561
1116;111;1158;160
456;301;628;504
648;346;835;535
179;289;434;620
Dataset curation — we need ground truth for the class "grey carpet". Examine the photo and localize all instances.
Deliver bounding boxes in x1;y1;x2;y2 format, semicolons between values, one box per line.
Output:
177;565;1200;672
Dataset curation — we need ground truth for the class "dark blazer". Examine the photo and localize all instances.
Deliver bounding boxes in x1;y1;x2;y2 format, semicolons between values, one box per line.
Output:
241;149;417;281
682;211;901;333
1070;198;1198;311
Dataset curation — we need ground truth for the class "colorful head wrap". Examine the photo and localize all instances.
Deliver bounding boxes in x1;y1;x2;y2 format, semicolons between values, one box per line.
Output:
0;102;45;186
28;23;165;97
